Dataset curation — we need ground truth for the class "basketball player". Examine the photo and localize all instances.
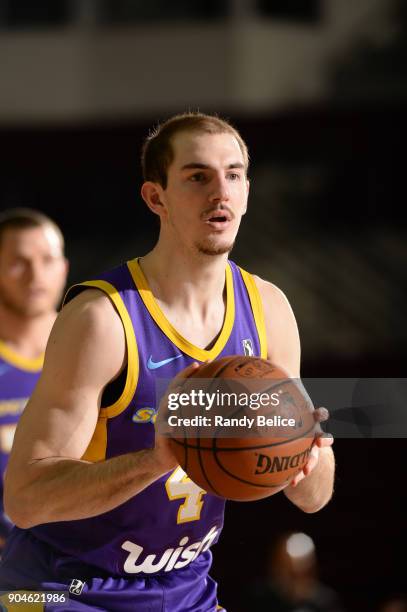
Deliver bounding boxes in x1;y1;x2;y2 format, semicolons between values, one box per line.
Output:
0;209;68;551
0;114;334;611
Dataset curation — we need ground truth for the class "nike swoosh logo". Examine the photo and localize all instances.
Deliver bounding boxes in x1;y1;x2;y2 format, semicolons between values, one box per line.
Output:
147;354;183;370
0;364;10;376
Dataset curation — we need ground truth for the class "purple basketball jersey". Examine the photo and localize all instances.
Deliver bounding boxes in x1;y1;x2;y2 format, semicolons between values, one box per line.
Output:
20;259;267;578
0;342;42;538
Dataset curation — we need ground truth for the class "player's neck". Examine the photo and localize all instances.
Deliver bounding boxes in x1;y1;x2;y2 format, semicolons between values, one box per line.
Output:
139;244;228;312
0;305;57;359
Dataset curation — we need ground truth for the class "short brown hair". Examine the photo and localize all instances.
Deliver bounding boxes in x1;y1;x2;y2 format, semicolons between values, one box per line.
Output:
0;207;65;252
141;112;249;189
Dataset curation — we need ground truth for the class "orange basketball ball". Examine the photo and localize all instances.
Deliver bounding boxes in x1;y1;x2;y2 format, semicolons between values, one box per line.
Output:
168;355;316;501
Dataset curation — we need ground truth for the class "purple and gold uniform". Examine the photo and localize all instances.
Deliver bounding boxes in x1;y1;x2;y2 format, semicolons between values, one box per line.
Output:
0;341;43;542
0;259;267;611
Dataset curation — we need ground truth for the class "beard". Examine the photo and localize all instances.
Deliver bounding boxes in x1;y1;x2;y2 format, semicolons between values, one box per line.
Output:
195;238;235;257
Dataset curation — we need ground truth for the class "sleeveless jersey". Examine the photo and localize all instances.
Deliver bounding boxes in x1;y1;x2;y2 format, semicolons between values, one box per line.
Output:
31;258;267;577
0;341;43;538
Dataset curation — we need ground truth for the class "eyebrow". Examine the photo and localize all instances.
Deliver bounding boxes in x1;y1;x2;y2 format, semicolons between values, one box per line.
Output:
180;162;245;171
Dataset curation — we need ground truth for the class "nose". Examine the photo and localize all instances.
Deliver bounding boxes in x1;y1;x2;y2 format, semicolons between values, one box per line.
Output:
25;259;43;284
209;174;230;204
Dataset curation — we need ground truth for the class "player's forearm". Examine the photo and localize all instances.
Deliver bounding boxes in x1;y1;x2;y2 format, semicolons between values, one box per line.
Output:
283;447;335;513
5;450;169;528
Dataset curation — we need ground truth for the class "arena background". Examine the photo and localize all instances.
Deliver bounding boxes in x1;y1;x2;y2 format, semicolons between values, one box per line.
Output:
0;1;406;610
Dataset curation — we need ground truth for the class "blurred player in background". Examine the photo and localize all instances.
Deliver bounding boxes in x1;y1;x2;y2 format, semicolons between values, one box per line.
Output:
247;531;344;612
0;208;68;550
1;114;334;611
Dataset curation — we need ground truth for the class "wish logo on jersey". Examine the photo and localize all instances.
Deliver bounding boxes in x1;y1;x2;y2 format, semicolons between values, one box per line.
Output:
132;408;157;424
121;526;219;574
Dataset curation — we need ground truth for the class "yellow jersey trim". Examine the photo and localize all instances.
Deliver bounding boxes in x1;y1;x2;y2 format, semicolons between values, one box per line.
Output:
81;416;108;462
0;339;43;372
74;280;139;419
127;258;235;362
239;268;268;359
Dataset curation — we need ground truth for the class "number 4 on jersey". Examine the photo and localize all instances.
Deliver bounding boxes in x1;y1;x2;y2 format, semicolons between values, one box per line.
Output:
165;466;207;523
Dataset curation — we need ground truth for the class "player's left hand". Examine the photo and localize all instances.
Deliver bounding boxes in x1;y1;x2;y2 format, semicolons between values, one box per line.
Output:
290;407;334;487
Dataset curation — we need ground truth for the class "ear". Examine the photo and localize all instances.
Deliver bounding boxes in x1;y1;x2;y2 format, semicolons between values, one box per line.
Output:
63;258;70;280
141;182;166;217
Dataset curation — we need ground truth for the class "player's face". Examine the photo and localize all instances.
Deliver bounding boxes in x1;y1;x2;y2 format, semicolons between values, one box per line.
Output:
0;225;68;317
161;131;249;257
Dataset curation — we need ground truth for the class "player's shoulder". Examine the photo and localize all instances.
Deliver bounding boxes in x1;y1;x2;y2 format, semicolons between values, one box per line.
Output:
46;287;126;379
57;286;123;340
251;274;294;313
63;285;116;316
252;275;300;375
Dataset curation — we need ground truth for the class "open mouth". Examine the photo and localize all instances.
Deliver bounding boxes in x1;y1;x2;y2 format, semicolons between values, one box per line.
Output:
202;210;232;225
208;215;228;223
203;216;231;230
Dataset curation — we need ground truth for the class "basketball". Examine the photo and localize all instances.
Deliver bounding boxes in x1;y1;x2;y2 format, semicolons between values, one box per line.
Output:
167;355;317;501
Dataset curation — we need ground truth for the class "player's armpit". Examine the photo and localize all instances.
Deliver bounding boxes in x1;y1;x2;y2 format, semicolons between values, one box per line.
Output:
253;276;301;377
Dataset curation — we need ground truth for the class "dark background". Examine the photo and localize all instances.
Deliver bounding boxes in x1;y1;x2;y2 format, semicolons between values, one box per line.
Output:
1;1;406;610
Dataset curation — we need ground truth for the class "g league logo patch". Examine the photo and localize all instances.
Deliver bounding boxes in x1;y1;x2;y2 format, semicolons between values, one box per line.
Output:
242;338;254;356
